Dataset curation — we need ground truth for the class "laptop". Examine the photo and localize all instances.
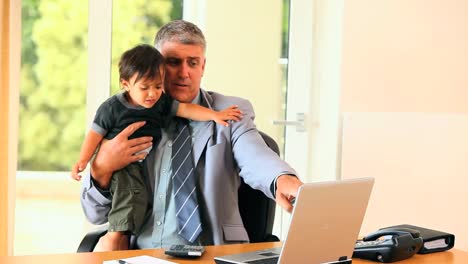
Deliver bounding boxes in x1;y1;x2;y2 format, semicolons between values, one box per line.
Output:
214;177;374;264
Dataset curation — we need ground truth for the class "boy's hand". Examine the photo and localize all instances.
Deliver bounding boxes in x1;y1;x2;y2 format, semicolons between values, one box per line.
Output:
214;105;243;126
71;161;87;181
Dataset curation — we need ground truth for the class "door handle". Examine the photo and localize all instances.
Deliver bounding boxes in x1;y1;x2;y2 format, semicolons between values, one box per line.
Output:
272;113;306;132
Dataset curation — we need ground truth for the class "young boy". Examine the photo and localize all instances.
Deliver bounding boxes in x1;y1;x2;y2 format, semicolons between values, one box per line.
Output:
71;44;241;251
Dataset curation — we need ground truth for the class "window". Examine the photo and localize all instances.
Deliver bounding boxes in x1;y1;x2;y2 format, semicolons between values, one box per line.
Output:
16;0;182;255
16;0;319;254
16;0;89;255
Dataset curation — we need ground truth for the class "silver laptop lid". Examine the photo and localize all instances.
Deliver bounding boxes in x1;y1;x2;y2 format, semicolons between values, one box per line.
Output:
214;178;374;264
278;177;374;264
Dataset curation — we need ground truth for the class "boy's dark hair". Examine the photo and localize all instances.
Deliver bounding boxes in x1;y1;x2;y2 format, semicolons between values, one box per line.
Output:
119;44;165;84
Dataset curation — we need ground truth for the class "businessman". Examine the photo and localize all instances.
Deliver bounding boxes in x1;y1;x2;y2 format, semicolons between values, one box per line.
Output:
81;20;303;250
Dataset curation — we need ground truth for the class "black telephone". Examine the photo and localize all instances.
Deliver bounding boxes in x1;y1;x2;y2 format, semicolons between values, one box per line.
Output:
353;227;423;263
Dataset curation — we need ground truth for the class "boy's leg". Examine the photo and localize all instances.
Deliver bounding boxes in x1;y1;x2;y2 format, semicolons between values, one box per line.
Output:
97;163;149;251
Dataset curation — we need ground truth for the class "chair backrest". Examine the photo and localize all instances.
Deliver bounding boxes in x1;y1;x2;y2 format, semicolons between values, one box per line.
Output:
237;131;280;242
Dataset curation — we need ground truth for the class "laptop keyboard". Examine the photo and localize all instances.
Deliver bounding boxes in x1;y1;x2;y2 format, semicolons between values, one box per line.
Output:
244;257;279;264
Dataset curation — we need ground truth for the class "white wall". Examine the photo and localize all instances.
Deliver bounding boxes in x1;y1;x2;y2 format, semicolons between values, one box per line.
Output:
342;113;468;250
341;0;468;113
340;0;468;251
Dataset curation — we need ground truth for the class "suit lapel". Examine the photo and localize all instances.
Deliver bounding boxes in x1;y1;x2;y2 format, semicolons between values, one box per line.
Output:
193;89;215;166
193;121;214;166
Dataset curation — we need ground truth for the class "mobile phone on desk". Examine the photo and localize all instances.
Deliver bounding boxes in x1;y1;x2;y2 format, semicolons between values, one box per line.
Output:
165;244;205;258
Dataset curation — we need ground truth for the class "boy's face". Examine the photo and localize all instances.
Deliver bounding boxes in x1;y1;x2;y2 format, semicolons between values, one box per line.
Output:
160;41;206;103
121;67;165;108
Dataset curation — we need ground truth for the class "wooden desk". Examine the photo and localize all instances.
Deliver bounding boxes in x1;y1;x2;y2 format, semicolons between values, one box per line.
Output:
1;242;467;263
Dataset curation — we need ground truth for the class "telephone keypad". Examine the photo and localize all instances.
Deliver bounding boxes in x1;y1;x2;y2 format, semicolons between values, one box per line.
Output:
355;240;387;248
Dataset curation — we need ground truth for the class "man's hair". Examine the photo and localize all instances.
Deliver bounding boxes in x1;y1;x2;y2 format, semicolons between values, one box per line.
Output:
154;20;206;53
119;44;165;84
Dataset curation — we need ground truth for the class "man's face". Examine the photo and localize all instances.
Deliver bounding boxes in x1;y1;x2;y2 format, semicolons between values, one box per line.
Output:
160;41;206;103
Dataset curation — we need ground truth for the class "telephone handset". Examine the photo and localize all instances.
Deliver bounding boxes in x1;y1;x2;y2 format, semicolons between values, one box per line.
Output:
363;227;421;241
353;227;423;263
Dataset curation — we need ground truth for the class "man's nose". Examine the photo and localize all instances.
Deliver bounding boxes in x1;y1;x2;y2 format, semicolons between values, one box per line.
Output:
177;63;190;78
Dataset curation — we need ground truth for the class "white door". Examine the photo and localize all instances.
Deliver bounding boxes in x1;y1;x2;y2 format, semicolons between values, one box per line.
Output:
273;0;344;239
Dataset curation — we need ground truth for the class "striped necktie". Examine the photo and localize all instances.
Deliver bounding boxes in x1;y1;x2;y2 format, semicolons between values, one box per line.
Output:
171;118;202;242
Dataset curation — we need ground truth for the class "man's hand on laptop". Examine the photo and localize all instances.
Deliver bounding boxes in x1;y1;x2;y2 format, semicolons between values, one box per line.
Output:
275;175;303;213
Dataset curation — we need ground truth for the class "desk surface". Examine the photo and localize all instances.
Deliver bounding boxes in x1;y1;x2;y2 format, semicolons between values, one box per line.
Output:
1;242;468;264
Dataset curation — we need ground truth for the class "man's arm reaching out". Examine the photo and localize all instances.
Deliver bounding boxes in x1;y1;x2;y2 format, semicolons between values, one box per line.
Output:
275;175;304;213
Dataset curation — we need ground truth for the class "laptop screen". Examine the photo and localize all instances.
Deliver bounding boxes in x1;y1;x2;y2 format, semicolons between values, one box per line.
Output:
214;177;374;264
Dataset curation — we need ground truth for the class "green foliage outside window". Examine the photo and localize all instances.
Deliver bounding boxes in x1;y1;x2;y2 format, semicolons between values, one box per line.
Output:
110;0;181;94
281;0;290;58
19;0;182;171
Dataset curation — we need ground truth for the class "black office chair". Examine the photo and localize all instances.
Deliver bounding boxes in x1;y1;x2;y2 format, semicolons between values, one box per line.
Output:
238;131;280;243
77;131;280;252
